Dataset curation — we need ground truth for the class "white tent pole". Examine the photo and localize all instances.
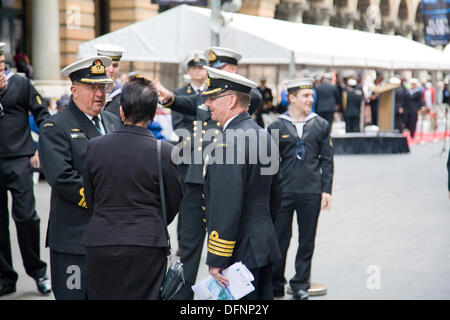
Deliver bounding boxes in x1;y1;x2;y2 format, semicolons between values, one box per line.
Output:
289;51;296;79
210;0;221;46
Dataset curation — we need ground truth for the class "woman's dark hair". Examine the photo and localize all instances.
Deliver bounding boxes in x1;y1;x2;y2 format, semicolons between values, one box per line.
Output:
120;76;158;125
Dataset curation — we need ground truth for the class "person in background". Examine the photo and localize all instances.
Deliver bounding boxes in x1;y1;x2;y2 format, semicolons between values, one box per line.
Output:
315;72;339;129
268;77;333;300
0;42;51;297
171;51;207;254
342;79;363;133
82;76;182;300
95;43;126;118
405;78;423;139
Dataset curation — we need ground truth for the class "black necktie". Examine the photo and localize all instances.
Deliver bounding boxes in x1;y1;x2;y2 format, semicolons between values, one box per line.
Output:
92;116;103;135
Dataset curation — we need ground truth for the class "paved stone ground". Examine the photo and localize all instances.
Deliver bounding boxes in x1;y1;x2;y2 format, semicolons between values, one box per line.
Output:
2;140;449;300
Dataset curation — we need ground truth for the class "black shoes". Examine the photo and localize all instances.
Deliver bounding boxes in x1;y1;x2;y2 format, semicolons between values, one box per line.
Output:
273;288;285;298
0;282;16;296
35;275;52;295
292;289;309;300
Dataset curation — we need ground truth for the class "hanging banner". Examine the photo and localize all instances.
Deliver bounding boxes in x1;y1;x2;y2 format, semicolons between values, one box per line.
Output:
421;0;450;46
151;0;207;6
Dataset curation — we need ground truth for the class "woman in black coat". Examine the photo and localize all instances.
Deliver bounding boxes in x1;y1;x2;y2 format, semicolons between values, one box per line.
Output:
82;76;182;299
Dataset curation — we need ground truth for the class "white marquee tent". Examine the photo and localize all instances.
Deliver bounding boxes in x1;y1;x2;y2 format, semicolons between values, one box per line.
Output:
78;4;450;71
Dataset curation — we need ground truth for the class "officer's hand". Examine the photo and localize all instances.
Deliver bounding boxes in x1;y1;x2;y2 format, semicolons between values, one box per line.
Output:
321;192;332;211
209;267;228;288
0;72;7;90
154;79;172;103
29;150;40;168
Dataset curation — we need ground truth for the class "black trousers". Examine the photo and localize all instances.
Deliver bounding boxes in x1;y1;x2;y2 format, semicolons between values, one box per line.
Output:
50;250;86;300
86;246;166;300
173;183;206;300
316;111;334;129
345;116;360;133
405;111;418;139
242;264;274;300
272;193;321;292
0;157;47;286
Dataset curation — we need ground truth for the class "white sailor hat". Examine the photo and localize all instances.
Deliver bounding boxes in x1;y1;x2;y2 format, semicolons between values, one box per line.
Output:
61;56;113;84
183;50;207;70
285;78;314;93
389;77;401;85
0;42;5;55
94;43;125;61
201;65;257;97
347;79;358;87
204;47;242;69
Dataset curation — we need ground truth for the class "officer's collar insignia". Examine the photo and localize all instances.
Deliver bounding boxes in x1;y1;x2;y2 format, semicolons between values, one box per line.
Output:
187;86;192;94
43;123;54;127
90;60;106;75
36;95;42;105
208;50;217;62
194;54;200;62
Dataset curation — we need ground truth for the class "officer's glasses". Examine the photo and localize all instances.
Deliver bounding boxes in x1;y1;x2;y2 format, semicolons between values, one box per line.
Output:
78;84;109;93
208;94;233;102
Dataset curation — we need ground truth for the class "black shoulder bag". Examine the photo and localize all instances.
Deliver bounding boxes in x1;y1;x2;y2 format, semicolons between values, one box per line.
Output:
158;140;185;300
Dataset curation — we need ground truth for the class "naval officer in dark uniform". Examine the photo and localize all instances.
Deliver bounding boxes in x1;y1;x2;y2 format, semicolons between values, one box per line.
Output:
158;47;262;300
201;66;282;300
38;56;121;300
95;44;125;118
268;78;334;300
0;42;51;296
342;78;363;133
172;51;207;252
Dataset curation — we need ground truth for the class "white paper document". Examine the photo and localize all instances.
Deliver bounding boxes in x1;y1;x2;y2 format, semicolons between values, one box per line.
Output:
192;262;255;300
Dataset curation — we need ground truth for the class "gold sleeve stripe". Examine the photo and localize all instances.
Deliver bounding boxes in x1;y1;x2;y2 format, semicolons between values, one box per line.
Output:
208;247;232;257
208;242;234;252
78;188;87;208
209;231;236;245
209;240;234;249
162;93;175;107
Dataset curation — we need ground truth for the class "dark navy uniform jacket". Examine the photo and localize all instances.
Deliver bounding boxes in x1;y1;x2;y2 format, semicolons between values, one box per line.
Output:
165;93;222;185
172;84;199;183
38;98;121;255
103;82;122;118
165;88;262;185
343;87;364;117
0;72;50;158
268;113;333;195
82;125;182;248
204;112;282;269
172;84;197;133
315;82;340;113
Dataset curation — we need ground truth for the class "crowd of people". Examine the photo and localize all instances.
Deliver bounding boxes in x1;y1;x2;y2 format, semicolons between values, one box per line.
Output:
0;39;449;301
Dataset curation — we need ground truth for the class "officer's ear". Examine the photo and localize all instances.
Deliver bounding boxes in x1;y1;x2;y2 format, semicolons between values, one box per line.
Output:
70;84;78;99
287;91;296;104
119;106;125;122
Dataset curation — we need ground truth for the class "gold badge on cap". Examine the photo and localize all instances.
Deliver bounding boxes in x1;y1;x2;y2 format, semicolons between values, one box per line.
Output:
194;54;200;62
208;50;217;62
90;60;105;75
206;75;211;88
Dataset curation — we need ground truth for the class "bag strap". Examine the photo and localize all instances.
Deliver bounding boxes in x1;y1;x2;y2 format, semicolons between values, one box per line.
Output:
157;140;171;254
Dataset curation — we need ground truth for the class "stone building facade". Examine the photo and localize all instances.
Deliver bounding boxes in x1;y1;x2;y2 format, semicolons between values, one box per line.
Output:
0;0;429;94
